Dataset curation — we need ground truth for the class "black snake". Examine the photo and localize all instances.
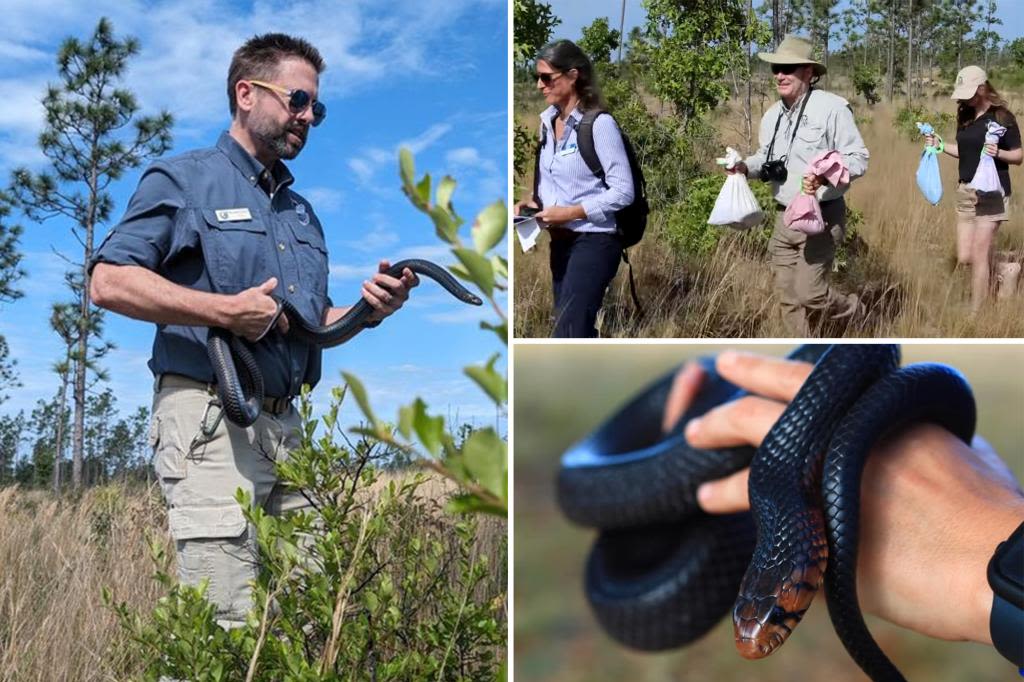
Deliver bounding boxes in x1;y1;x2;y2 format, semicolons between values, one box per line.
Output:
557;344;976;681
207;259;482;427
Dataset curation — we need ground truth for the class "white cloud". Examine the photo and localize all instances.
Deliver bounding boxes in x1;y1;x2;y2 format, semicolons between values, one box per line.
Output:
329;244;453;281
346;122;453;188
302;186;344;213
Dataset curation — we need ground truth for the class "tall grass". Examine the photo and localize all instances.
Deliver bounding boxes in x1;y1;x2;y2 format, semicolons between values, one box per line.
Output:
0;478;506;681
513;93;1024;338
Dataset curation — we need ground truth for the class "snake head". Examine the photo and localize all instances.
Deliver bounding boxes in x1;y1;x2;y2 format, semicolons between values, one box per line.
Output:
732;557;825;659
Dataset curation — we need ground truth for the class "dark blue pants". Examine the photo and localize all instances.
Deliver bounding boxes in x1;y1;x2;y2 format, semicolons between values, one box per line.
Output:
549;231;623;338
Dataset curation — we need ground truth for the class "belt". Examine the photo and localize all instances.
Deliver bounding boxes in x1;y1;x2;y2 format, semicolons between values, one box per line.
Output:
154;373;294;416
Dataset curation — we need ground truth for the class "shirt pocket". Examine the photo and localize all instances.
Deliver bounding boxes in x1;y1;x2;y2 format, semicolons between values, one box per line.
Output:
795;121;828;154
287;220;329;298
198;207;269;292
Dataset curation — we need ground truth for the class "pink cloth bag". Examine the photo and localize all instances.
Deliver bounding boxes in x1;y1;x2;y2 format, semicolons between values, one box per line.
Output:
784;150;850;235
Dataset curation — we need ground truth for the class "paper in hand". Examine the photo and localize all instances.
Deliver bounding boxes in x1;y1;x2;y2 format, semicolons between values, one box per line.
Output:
515;216;541;252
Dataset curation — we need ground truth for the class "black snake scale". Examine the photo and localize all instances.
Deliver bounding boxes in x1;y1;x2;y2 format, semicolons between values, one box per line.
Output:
207;259;482;427
557;344;976;681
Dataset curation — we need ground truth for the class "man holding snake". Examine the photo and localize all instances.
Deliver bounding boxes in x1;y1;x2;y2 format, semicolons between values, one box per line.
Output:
88;33;418;628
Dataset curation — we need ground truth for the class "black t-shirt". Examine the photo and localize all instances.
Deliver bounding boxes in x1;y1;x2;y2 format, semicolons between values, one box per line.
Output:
956;108;1022;196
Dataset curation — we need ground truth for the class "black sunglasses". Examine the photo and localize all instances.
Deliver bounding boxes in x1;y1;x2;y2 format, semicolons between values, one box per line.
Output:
248;80;327;127
534;71;563;85
770;64;803;76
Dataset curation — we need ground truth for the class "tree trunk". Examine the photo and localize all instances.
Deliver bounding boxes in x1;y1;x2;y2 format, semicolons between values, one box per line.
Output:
887;0;896;102
906;0;914;104
617;0;626;63
52;371;69;494
746;0;754;151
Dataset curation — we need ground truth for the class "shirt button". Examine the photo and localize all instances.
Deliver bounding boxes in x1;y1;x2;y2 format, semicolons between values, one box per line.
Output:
278;242;286;251
288;284;296;293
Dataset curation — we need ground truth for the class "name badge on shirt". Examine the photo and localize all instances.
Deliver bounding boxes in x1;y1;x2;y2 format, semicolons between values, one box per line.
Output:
559;144;578;157
215;207;253;222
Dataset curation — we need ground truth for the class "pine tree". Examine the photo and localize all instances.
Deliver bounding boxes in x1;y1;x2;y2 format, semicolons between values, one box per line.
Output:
9;18;172;490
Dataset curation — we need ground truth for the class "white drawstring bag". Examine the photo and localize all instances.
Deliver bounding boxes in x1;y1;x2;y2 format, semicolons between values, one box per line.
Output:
969;121;1006;194
708;148;764;230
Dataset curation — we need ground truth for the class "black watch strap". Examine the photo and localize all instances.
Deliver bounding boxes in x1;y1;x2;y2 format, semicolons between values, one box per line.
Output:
988;521;1024;668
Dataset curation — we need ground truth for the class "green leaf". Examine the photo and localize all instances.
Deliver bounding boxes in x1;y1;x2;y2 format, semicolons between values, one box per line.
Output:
480;320;508;346
491;254;508;280
397;402;415;440
436;175;456;210
453;247;494;296
464;353;507;405
415;173;431;206
447;494;507;517
461;428;506;501
410;398;445;456
341;372;380;432
471;200;507;254
428;206;459;243
399;148;415;190
448;263;473;281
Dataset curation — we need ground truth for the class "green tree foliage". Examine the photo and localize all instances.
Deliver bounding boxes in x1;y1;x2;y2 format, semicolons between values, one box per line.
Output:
0;412;25;484
9;18;172;492
644;0;765;124
514;0;561;67
0;338;20;408
0;190;25;305
579;17;621;65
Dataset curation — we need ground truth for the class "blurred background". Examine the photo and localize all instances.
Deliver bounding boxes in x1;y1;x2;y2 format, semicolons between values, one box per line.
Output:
513;344;1024;682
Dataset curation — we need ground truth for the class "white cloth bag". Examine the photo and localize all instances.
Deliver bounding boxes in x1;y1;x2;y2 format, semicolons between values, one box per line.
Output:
708;148;764;229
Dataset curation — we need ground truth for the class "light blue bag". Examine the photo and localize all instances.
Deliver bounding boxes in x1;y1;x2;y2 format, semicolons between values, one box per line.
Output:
915;122;942;205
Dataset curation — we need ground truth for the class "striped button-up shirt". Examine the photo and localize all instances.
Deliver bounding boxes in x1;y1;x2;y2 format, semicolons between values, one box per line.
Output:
536;105;635;233
744;88;869;206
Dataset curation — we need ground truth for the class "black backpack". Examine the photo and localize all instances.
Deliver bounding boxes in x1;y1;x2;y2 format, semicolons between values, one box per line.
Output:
532;109;648;315
532;110;649;248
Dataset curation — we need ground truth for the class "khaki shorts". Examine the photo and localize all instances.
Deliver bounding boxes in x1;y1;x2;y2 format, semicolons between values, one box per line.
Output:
956;182;1009;223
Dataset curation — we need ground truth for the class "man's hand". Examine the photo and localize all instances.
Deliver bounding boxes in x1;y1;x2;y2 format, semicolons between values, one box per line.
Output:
802;173;824;194
536;204;585;226
363;260;419;322
229;277;288;341
663;351;1024;645
726;161;749;176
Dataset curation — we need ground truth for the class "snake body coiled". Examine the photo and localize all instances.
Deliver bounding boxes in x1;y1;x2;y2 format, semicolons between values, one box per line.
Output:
207;258;483;427
557;345;976;682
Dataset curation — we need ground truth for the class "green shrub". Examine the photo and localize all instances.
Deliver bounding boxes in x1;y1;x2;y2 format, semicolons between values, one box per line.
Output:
661;174;776;256
894;104;955;141
852;65;881;106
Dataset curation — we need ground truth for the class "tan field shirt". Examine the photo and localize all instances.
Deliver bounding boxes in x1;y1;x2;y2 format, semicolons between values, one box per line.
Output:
744;88;870;206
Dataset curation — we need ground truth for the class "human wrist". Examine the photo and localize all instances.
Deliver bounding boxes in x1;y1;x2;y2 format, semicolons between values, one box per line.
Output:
965;507;1024;645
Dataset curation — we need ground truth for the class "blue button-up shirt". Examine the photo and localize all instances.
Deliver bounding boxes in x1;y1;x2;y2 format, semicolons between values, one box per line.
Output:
90;132;331;397
537;105;635;233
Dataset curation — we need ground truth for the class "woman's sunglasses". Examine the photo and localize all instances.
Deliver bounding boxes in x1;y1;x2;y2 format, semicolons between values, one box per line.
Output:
770;64;803;76
534;71;563;85
248;80;326;127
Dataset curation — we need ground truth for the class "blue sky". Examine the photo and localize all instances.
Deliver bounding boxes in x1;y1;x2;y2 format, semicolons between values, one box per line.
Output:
546;0;1024;49
0;0;507;437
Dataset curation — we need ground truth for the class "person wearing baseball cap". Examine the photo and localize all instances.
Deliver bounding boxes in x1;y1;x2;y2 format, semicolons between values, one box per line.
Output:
727;35;869;336
925;65;1022;312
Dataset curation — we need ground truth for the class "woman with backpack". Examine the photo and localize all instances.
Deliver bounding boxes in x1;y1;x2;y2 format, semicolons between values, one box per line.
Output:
513;39;636;338
924;66;1022;313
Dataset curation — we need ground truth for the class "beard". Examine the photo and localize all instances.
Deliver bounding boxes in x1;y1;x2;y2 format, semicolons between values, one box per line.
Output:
250;112;307;160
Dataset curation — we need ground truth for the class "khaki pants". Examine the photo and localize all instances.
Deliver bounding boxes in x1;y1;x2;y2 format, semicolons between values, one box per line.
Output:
151;375;307;628
769;198;850;336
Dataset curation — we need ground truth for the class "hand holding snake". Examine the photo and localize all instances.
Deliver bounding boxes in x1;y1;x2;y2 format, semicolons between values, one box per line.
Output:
671;350;1024;646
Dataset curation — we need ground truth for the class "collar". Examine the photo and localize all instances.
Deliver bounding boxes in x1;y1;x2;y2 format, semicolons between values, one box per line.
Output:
781;88;811;114
216;131;295;194
540;104;584;134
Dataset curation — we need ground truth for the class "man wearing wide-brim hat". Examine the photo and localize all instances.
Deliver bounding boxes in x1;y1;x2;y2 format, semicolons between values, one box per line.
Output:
728;35;870;336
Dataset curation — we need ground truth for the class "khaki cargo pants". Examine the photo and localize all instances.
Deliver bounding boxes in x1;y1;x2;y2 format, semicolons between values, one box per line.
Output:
151;375;309;628
769;198;852;336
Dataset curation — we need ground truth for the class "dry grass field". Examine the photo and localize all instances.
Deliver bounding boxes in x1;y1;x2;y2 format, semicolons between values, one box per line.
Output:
513;90;1024;338
0;474;507;681
513;344;1024;682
